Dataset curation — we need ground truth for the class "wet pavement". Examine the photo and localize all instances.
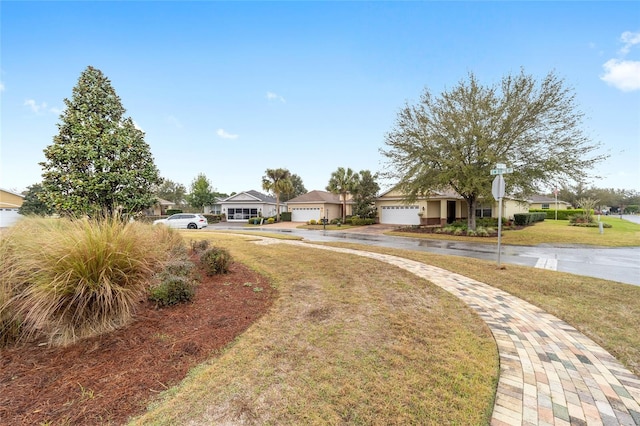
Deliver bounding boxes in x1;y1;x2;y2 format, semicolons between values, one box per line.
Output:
204;222;640;286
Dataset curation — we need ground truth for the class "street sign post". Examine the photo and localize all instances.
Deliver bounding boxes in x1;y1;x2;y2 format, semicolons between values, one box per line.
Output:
490;164;512;267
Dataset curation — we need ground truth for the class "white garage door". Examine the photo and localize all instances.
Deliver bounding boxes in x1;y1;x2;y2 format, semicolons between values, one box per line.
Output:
291;207;321;222
0;208;22;227
380;205;420;225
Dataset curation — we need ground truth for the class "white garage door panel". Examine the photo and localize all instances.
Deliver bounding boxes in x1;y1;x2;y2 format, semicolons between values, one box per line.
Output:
291;207;321;222
0;208;22;227
380;205;420;225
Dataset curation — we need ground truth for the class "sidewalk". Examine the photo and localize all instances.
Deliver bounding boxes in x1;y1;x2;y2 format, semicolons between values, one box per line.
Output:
252;236;640;425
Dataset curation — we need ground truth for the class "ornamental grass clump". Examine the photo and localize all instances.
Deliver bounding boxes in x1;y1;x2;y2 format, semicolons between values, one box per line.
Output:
0;217;180;346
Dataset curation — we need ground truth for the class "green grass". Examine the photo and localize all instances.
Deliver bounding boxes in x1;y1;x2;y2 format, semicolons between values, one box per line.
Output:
130;233;498;425
389;217;640;247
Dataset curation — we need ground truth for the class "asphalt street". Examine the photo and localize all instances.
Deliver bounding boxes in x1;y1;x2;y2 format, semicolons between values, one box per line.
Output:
206;219;640;287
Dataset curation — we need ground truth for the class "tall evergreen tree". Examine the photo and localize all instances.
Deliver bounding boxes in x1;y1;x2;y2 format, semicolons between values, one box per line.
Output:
156;179;188;206
281;173;307;202
40;66;161;217
352;170;380;219
18;183;54;216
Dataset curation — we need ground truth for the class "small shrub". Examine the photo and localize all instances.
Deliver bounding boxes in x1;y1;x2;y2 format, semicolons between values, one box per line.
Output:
330;218;340;225
200;247;232;275
149;274;196;307
267;217;275;224
162;258;196;277
434;227;443;234
475;227;489;237
308;219;317;225
190;239;210;253
453;228;464;236
279;211;291;221
466;229;477;237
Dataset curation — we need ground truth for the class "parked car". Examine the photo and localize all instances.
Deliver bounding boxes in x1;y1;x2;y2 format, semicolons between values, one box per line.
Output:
153;213;208;229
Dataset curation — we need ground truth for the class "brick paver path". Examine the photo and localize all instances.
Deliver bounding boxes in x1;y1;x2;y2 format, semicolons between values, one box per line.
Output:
253;237;640;425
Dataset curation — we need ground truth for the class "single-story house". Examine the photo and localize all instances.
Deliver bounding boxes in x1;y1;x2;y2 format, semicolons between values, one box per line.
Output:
203;197;224;215
286;190;354;222
0;188;25;227
144;198;176;216
375;187;529;226
528;195;572;210
220;190;286;222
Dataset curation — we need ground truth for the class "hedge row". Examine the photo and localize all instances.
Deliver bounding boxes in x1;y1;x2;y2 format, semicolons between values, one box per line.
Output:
529;209;587;220
513;212;546;226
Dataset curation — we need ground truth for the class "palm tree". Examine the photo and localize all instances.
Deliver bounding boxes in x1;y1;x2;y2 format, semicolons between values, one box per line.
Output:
326;167;360;223
262;168;293;222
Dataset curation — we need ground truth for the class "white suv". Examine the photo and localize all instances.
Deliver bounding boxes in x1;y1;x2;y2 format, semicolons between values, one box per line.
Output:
153;213;208;229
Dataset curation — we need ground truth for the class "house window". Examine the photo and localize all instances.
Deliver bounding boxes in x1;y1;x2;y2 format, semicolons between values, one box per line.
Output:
227;208;259;220
475;205;492;218
541;203;550;209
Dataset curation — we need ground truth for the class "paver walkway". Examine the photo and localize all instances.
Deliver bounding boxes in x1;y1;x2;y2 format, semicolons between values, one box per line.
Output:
252;237;640;425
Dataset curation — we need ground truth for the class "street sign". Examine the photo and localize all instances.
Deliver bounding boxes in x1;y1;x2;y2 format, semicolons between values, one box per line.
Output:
492;175;505;200
490;167;513;175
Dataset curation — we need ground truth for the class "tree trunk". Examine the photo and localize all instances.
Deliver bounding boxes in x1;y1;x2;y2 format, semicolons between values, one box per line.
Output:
465;196;477;231
342;192;347;222
276;194;280;222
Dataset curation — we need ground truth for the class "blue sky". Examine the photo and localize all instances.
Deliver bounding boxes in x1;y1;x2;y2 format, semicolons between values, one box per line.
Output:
2;1;639;196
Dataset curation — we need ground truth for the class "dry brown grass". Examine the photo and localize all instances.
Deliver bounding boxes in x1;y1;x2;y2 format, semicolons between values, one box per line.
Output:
131;234;498;425
315;242;640;377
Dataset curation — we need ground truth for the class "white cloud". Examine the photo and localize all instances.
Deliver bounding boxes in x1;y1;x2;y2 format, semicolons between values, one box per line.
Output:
216;128;239;139
620;31;640;55
601;31;640;92
601;59;640;92
0;82;5;92
24;99;48;113
266;91;286;103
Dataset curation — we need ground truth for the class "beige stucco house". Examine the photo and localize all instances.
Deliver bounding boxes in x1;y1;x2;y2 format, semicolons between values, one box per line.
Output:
286;190;353;222
375;187;529;226
528;195;571;210
0;188;25;227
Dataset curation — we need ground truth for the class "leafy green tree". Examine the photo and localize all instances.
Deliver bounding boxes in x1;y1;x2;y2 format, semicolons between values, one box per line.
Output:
262;168;293;221
18;184;54;216
326;167;360;223
381;69;606;230
40;66;161;217
156;179;187;206
187;173;217;211
352;170;380;219
281;173;307;202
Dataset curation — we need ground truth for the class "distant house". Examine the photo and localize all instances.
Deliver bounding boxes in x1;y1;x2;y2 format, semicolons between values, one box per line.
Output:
375;186;528;226
144;198;176;216
0;188;25;227
220;190;286;222
286;190;354;222
204;197;224;215
528;195;571;210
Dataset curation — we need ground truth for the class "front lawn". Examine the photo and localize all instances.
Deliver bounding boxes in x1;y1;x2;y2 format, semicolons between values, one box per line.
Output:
389;217;640;247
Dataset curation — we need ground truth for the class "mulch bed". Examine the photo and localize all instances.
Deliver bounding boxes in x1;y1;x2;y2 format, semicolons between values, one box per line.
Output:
0;261;275;425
